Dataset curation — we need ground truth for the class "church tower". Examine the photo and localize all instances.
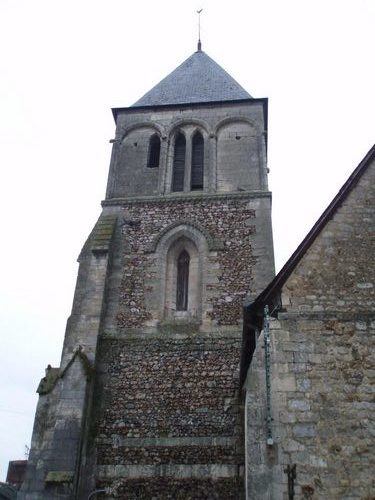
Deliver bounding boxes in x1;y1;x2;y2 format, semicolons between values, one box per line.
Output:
21;46;274;499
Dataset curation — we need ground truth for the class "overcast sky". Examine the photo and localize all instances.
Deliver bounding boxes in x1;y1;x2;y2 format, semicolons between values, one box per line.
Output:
0;0;374;480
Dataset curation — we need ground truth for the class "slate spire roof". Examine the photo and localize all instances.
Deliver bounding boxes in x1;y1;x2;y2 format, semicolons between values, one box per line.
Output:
132;49;252;107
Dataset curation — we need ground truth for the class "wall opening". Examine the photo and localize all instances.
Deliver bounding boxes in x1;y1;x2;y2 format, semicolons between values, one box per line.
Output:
165;237;200;319
191;131;204;190
147;133;161;168
176;250;190;310
172;133;186;192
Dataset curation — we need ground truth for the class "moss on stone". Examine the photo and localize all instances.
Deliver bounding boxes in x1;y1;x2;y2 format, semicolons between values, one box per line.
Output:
37;366;59;395
45;471;74;483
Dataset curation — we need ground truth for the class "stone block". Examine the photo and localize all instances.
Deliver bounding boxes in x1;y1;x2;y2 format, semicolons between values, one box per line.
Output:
293;424;316;438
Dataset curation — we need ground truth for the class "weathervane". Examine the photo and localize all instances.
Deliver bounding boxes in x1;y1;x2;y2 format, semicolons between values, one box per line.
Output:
197;9;203;51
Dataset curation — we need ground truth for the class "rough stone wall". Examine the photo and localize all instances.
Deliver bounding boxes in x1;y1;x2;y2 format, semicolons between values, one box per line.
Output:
80;182;274;497
115;195;259;330
245;161;375;499
89;333;244;498
81;193;268;498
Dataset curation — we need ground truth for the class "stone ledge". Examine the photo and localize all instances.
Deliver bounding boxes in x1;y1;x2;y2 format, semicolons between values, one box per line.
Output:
100;329;242;341
97;464;239;479
277;310;375;321
97;436;237;447
102;190;272;206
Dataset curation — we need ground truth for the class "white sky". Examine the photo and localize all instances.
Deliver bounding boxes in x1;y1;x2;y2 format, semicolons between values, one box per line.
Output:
0;0;374;481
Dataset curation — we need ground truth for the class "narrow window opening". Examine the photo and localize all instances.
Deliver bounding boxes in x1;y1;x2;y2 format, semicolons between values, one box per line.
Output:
147;134;161;168
172;133;186;192
176;250;190;310
191;131;204;190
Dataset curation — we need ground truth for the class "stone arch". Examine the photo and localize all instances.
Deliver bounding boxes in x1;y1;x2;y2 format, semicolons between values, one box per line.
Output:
114;125;163;197
120;121;165;144
166;122;210;193
215;118;261;192
168;118;211;140
155;223;209;323
214;116;259;136
146;219;222;253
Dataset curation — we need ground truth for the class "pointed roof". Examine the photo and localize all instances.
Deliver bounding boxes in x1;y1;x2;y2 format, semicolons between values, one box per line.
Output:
132;50;252;107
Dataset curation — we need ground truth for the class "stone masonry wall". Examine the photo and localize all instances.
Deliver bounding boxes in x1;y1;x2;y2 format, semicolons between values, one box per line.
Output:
246;317;374;500
115;194;258;329
82;189;274;498
90;333;244;498
245;161;375;499
107;100;267;199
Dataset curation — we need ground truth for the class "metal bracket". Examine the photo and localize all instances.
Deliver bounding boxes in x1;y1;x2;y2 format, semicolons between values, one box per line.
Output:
284;464;297;499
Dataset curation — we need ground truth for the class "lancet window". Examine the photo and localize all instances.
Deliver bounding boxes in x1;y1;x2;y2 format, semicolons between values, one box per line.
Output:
172;133;186;191
191;131;204;190
147;133;161;168
176;250;190;310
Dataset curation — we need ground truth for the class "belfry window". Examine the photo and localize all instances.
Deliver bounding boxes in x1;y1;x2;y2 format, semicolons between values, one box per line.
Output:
147;134;161;168
172;133;186;192
191;131;204;190
176;250;190;310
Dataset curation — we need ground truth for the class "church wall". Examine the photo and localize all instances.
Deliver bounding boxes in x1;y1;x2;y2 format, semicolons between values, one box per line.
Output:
103;193;273;331
91;333;243;498
113;127;160;198
216;121;262;192
82;191;273;497
245;160;375;499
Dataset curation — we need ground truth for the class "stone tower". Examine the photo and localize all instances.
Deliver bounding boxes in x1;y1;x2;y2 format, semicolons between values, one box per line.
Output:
21;47;274;499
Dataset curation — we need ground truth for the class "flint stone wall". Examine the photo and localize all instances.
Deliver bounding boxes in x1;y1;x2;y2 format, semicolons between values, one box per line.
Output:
107;193;273;331
90;333;244;498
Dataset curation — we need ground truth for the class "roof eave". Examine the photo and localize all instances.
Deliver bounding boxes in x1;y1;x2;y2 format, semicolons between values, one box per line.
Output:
111;97;267;123
251;143;375;313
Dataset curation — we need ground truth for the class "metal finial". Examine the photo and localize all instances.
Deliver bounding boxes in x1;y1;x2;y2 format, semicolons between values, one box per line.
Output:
197;9;203;51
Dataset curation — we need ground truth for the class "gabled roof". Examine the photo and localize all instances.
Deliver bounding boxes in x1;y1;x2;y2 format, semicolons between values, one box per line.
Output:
240;144;375;387
132;50;252;107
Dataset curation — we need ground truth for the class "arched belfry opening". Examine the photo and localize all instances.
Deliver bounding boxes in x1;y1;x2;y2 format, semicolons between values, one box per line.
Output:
191;131;204;190
176;249;190;310
147;133;161;168
172;132;186;192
